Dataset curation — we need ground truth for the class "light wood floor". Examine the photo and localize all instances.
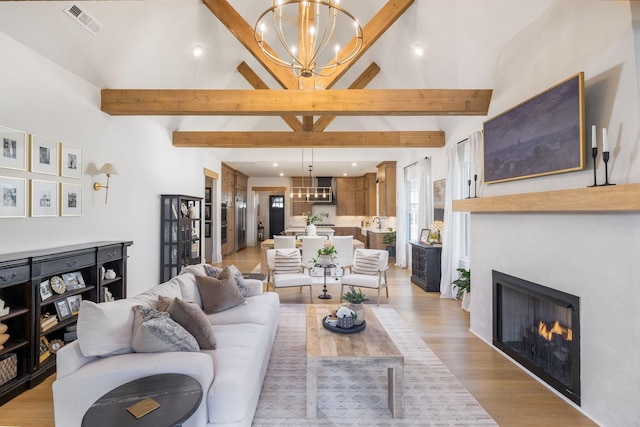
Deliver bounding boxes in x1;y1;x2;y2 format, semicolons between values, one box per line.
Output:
0;246;596;427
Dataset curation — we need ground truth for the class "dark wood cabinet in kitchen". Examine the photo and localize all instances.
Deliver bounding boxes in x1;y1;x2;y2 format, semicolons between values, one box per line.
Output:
410;241;442;292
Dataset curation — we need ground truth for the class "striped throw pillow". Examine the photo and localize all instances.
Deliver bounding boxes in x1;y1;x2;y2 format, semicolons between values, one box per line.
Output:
274;249;301;274
352;250;380;275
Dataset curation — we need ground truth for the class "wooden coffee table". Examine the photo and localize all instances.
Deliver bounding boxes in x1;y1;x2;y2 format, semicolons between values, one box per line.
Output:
81;373;202;427
305;304;404;418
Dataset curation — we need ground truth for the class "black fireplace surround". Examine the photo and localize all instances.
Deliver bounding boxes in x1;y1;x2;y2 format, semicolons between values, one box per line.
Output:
493;270;581;405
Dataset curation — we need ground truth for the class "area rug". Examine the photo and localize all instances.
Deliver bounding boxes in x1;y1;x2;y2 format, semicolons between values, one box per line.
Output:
252;304;497;426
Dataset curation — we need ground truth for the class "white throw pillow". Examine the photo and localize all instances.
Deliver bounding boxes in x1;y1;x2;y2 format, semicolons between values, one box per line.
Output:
274;249;301;274
352;250;380;275
76;299;141;357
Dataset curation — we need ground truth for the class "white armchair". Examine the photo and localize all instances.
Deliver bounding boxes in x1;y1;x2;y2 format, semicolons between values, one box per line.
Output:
266;248;313;303
340;249;389;305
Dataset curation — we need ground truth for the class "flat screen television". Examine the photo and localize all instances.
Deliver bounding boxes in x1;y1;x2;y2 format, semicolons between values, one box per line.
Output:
483;72;585;184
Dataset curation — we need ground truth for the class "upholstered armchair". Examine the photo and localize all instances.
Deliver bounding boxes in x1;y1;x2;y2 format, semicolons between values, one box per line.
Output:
340;249;389;305
266;248;313;303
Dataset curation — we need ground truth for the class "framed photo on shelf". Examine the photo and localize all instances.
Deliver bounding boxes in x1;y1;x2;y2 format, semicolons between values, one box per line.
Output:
60;143;82;179
31;179;58;217
66;294;82;315
205;221;211;238
62;271;85;290
0;176;26;218
39;337;51;363
419;228;431;245
39;280;53;301
30;134;59;175
0;125;27;171
54;298;73;320
61;183;82;216
205;204;211;220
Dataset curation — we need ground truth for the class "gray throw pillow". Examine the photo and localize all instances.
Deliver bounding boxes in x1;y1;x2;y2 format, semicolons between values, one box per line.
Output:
218;265;252;297
130;306;199;353
203;264;222;277
165;298;216;350
195;274;246;314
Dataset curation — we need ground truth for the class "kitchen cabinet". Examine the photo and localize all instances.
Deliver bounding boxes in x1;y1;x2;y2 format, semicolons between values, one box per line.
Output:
366;231;388;250
410;241;442;292
336;177;366;216
377;161;396;217
364;173;377;216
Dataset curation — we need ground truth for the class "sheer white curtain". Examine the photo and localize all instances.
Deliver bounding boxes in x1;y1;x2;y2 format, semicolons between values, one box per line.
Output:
440;143;462;298
418;157;432;232
395;168;407;268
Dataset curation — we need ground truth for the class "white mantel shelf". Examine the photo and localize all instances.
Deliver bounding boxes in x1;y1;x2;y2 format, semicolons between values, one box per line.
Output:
452;183;640;213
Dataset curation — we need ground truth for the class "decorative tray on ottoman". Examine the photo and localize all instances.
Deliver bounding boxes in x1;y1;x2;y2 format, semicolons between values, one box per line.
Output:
322;315;366;334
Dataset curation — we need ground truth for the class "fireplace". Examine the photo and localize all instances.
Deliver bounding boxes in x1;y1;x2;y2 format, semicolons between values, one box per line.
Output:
493;270;580;405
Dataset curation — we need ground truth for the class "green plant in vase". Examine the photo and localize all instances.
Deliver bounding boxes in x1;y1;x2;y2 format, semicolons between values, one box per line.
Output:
342;286;368;325
311;245;337;267
382;228;396;258
452;268;470;299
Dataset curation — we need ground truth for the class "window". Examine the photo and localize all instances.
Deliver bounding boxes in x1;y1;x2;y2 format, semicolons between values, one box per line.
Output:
270;196;284;208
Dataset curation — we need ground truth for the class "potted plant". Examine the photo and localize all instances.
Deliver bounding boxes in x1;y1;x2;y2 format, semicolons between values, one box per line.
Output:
312;245;337;267
452;268;471;311
342;285;368;325
382;228;396;258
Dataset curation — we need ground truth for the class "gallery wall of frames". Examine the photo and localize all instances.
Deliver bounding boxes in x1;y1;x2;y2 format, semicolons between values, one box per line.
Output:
0;125;83;218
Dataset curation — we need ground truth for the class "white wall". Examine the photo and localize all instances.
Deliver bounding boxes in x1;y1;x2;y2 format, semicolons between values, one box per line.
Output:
0;32;221;296
466;2;640;425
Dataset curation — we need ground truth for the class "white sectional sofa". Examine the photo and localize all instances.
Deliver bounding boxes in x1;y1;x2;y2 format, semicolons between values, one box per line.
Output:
52;264;279;427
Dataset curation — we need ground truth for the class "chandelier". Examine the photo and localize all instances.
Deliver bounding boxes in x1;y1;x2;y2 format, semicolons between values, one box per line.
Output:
255;0;364;78
291;148;332;202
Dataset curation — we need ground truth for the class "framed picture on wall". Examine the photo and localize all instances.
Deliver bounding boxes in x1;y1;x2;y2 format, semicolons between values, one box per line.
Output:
60;143;82;179
30;134;59;175
61;183;82;216
0;125;27;171
433;179;446;221
205;222;211;238
31;179;58;217
0;176;26;218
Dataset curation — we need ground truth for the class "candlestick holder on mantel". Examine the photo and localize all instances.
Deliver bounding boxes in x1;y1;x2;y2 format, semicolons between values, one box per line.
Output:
602;151;616;186
466;179;472;199
473;174;479;198
588;147;598;187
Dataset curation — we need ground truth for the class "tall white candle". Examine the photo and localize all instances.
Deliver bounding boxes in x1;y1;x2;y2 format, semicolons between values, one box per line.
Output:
602;128;609;152
591;125;597;149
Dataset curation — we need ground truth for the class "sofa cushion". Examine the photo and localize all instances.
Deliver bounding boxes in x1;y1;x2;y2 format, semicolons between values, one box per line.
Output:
195;274;245;314
352;250;380;275
132;279;183;309
77;298;142;357
206;292;279;328
157;296;216;350
218;265;253;297
130;306;199;353
204;323;272;424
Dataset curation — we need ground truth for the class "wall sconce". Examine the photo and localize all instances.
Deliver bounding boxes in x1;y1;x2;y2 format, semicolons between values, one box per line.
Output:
93;163;118;204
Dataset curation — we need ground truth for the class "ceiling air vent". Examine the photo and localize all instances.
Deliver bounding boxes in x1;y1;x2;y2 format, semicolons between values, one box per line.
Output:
64;4;102;35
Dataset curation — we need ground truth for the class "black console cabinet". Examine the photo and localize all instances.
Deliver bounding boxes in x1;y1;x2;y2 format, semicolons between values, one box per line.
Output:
410;242;442;292
0;241;132;405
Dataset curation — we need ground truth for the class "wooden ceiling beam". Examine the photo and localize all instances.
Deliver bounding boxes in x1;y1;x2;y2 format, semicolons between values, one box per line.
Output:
314;62;381;132
101;89;492;116
317;0;414;89
172;131;444;148
236;62;303;132
202;0;298;89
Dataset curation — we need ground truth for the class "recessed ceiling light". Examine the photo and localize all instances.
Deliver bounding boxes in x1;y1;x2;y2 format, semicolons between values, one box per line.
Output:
279;172;284;176
413;43;425;57
192;45;203;57
343;172;348;176
352;163;357;167
273;162;278;167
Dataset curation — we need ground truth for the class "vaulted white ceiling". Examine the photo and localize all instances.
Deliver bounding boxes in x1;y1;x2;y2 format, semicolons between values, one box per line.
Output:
0;0;557;177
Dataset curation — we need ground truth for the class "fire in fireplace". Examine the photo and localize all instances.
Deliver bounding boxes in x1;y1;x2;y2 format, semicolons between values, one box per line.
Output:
493;270;580;405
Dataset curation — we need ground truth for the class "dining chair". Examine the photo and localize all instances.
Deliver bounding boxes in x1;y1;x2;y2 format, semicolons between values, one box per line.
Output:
331;235;354;276
340;249;389;305
266;248;313;303
273;235;296;249
299;236;326;276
